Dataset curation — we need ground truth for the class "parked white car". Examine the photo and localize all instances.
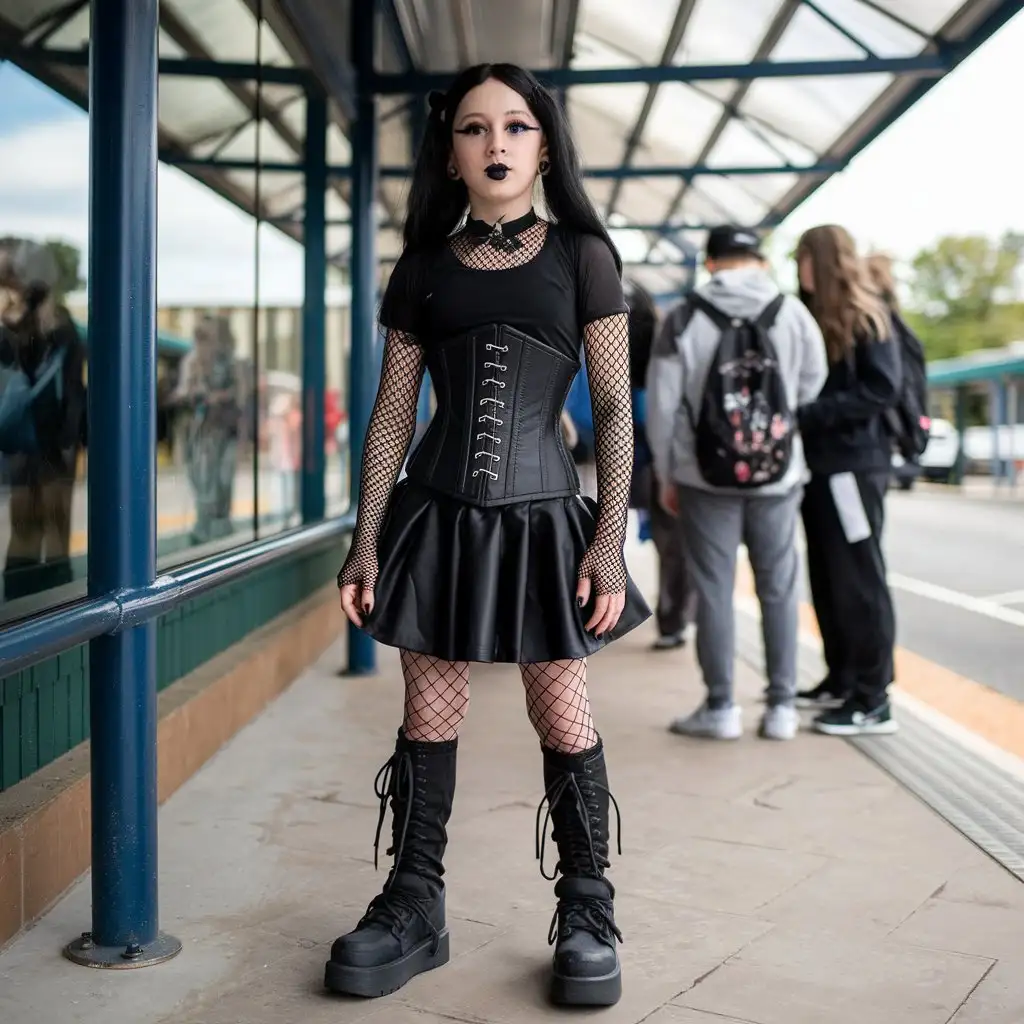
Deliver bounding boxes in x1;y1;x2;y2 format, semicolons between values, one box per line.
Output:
892;416;961;489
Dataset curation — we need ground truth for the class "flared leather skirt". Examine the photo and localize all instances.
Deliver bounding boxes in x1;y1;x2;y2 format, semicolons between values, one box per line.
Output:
362;479;651;664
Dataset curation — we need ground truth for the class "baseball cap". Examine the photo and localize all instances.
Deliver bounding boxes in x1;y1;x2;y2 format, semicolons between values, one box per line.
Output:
705;225;763;261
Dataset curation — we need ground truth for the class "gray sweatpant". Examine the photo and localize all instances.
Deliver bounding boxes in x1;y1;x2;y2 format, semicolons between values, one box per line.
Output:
676;484;801;707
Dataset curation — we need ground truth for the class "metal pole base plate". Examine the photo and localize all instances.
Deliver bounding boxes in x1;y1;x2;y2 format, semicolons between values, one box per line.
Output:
63;931;183;969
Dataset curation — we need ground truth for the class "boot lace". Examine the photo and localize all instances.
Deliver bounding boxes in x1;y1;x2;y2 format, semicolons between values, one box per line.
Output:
548;896;624;949
362;749;441;955
534;771;622;882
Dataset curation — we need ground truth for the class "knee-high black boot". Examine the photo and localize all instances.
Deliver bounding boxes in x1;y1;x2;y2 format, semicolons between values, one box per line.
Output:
537;737;623;1007
325;730;457;997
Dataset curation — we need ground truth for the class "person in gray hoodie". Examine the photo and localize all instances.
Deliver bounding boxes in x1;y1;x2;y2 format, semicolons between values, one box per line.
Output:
645;226;827;741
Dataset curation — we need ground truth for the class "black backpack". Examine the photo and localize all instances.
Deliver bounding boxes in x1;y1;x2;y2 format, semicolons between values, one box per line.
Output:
681;292;793;489
884;311;931;459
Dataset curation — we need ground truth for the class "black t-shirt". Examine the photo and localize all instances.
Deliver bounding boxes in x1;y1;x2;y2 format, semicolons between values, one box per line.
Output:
378;224;627;360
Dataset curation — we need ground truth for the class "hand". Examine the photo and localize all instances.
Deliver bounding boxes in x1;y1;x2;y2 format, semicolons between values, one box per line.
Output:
659;480;680;515
576;575;625;639
339;582;375;627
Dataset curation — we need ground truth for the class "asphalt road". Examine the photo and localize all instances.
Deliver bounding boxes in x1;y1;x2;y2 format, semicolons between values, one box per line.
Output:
828;487;1024;702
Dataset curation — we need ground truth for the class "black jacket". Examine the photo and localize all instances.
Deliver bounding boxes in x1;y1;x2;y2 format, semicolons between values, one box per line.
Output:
798;324;901;476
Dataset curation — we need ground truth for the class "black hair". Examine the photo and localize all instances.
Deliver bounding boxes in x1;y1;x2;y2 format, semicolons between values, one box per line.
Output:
403;63;622;275
623;277;657;389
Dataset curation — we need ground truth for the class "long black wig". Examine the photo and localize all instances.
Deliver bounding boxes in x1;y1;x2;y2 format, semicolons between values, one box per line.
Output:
402;63;622;275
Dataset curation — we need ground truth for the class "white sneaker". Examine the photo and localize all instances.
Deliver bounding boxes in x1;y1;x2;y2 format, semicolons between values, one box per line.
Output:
669;703;743;740
758;704;799;741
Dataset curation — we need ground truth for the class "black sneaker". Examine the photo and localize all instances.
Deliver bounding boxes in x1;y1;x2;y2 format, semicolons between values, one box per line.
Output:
813;701;898;736
795;679;848;709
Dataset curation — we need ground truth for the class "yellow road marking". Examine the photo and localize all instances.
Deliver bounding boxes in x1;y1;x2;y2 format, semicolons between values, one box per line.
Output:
735;557;1024;762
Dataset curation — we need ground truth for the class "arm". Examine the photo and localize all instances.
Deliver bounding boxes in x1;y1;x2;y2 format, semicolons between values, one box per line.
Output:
798;331;902;432
577;312;632;595
644;304;686;486
337;328;426;592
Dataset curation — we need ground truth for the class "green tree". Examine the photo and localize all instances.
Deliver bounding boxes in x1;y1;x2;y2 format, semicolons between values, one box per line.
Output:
907;232;1024;360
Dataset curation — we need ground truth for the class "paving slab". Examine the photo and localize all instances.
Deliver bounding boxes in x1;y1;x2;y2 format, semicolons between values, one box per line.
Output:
0;535;1022;1024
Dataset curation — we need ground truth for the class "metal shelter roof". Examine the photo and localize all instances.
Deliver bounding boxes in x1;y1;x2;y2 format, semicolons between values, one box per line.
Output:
1;0;1021;295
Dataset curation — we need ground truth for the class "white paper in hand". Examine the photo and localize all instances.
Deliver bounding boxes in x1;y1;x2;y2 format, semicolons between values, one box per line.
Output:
829;472;872;544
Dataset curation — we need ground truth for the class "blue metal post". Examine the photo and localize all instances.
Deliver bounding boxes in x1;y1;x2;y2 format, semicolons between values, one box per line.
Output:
346;0;378;675
65;0;181;968
302;91;328;523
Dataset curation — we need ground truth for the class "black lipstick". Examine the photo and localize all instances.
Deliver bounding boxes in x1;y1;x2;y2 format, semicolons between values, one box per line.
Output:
485;163;509;181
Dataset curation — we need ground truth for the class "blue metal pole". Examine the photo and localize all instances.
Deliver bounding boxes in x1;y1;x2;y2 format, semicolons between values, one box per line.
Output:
65;0;180;968
302;91;328;523
346;0;378;675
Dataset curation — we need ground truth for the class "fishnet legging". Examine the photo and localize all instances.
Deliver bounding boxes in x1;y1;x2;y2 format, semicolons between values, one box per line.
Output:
337;329;425;591
577;313;633;596
401;651;595;754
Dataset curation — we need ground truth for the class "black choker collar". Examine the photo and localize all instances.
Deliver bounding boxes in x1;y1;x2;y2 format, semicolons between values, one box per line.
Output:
464;209;538;253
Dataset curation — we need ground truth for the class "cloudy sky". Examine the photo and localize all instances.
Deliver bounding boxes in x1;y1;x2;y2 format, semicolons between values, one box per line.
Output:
1;8;1021;308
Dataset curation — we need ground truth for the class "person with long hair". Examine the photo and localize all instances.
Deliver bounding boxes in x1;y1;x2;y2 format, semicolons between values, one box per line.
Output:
794;225;901;735
329;63;650;1007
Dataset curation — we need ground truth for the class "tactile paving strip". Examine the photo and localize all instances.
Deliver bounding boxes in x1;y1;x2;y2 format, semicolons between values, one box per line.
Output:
734;609;1024;883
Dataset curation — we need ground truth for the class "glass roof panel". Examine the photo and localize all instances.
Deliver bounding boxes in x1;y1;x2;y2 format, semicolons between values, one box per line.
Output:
740;72;894;152
635;83;724;166
693;174;771;224
676;185;738;226
159;28;188;58
163;0;258;62
615;178;680;227
578;0;682;64
326;191;350;221
158;77;250;143
813;0;925;55
260;174;304;218
772;2;869;61
328;124;352;164
44;2;89;48
706;117;791;170
678;0;788;64
567;89;639;168
884;0;967;34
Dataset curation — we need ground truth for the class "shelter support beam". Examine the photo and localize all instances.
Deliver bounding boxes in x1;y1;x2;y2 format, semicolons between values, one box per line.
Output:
302;92;328;523
63;0;182;970
346;0;379;675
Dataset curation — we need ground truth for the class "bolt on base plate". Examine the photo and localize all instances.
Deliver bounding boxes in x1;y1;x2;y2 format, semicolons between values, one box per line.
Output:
63;931;183;969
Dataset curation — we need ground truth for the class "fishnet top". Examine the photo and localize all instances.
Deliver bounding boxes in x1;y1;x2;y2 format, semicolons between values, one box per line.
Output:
338;220;633;597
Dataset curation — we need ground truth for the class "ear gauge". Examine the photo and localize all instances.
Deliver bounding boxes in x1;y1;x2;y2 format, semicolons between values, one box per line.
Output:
447;165;460;180
538;158;550;176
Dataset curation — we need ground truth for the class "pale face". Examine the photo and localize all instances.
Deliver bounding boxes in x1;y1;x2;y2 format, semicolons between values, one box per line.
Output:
449;78;547;212
798;252;815;293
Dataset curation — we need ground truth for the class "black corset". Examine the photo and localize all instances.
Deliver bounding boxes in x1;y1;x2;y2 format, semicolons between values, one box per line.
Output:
405;324;581;506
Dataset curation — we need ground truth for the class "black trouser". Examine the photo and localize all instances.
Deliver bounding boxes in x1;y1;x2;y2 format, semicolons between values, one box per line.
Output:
801;470;895;709
648;472;695;637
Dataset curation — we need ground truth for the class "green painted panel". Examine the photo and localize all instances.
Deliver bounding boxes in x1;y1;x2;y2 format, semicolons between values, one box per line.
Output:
0;538;347;792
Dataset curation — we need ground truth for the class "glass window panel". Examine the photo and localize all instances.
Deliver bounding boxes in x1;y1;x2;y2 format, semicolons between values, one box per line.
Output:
578;0;682;64
635;83;723;167
256;220;304;535
772;2;868;61
814;0;924;55
326;225;351;262
740;72;893;151
0;62;90;623
679;0;787;64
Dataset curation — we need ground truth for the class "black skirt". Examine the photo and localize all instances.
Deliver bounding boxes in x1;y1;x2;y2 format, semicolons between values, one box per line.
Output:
362;479;651;664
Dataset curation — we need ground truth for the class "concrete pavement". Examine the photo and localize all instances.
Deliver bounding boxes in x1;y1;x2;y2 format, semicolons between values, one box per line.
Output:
1;540;1023;1023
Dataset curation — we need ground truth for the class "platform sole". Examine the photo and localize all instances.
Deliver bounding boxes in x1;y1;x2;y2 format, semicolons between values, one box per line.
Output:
324;930;450;998
550;963;622;1007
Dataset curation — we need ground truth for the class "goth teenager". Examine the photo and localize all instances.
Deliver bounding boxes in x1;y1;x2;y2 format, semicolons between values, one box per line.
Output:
327;62;650;1007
